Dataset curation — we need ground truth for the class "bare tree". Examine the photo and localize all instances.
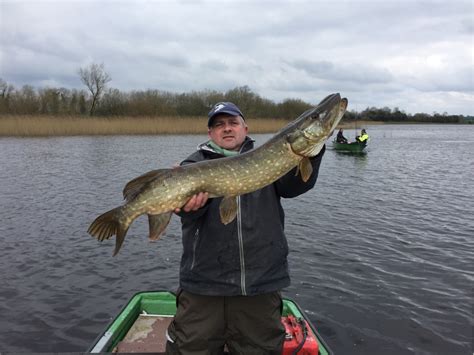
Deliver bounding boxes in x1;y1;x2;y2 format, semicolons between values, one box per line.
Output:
78;62;111;115
0;78;13;113
0;78;13;98
0;78;7;97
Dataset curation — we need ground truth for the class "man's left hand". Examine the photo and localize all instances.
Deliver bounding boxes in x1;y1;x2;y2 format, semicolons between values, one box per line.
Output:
174;192;209;213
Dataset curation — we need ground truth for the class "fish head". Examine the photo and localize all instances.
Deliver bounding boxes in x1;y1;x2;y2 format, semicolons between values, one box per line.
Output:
287;93;348;156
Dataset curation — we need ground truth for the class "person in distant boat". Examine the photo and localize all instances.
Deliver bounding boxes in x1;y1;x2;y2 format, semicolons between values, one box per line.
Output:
165;102;327;355
356;129;369;143
336;128;348;143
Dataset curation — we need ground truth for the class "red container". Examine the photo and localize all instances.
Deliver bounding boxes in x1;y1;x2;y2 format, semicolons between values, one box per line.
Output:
281;315;319;355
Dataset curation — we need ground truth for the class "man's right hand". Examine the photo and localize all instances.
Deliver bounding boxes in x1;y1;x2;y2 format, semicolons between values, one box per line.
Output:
174;192;209;213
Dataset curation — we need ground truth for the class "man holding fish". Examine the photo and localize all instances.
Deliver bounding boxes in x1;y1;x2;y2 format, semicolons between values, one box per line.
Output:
165;97;345;354
89;93;347;354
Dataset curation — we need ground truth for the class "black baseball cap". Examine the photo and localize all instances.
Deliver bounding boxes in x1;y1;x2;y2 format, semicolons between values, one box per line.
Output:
207;102;245;127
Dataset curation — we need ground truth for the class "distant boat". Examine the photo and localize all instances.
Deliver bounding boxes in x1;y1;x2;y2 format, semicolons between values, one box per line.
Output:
332;139;367;153
88;290;333;354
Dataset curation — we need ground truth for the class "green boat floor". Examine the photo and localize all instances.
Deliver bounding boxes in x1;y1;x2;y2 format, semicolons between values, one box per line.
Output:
114;315;172;353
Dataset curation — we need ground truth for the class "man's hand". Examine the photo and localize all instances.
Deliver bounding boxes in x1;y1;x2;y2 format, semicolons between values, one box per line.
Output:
174;192;209;213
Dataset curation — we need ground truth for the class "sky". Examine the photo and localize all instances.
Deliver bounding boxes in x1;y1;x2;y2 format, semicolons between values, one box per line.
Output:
1;0;473;115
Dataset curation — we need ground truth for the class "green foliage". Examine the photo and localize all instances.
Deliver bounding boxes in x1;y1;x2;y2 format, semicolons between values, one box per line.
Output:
276;98;312;119
0;78;468;123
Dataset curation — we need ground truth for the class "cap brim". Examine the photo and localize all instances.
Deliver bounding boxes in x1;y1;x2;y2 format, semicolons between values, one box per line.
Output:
208;109;243;126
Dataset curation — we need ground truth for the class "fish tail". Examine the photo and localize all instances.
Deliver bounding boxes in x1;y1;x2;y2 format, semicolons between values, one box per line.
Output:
87;206;130;256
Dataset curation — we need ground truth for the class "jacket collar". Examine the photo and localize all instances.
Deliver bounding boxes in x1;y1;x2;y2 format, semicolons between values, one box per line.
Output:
198;136;255;156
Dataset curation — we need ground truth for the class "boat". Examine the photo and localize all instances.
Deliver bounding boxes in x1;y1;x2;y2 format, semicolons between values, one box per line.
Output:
332;139;367;153
89;290;333;354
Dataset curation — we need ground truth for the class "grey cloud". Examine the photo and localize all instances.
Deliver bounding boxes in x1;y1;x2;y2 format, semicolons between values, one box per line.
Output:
287;60;393;85
403;66;474;93
149;54;190;68
460;18;474;34
199;60;229;72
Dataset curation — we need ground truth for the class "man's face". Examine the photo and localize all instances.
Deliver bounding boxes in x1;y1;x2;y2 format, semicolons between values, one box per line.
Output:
208;115;248;151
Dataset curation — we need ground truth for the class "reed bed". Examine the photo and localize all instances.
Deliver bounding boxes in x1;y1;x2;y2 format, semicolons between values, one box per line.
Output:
0;115;380;137
0;115;294;137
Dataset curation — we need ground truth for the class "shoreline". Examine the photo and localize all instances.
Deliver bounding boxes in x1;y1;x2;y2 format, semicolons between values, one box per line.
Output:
0;115;417;137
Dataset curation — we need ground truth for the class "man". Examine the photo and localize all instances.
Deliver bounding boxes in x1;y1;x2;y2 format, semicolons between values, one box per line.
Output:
356;129;369;143
166;102;326;355
336;128;348;143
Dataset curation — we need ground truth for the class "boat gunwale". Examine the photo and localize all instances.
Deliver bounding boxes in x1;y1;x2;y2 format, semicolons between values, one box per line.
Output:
88;290;333;355
332;139;367;152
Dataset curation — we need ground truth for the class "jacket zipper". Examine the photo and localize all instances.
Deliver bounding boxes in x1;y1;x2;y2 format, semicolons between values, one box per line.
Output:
237;143;248;296
191;228;200;270
237;196;246;295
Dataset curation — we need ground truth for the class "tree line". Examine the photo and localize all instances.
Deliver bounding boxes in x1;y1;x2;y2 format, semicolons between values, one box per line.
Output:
0;63;470;123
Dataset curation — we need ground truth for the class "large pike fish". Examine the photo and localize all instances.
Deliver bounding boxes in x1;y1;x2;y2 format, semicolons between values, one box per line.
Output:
88;93;348;255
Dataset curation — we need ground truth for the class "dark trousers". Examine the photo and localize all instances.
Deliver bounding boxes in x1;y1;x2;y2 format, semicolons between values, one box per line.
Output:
166;290;285;355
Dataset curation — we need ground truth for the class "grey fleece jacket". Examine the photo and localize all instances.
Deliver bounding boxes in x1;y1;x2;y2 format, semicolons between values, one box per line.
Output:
177;137;326;296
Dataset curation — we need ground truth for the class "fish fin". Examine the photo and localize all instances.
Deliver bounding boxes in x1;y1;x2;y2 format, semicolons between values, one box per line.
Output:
113;226;130;257
294;164;300;177
219;196;238;225
298;158;313;182
123;169;173;202
87;206;130;256
148;212;172;241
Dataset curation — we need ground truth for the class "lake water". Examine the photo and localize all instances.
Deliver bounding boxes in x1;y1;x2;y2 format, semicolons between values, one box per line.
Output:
0;124;472;354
